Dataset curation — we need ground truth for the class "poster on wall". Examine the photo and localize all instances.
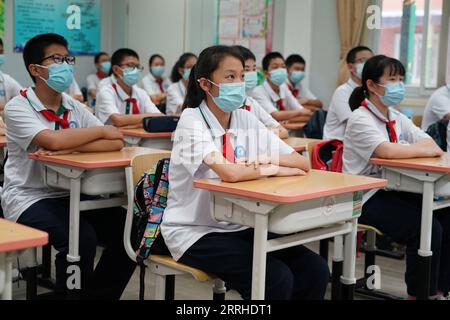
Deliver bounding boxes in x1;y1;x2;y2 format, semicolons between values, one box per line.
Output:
14;0;100;55
0;0;4;42
216;0;273;66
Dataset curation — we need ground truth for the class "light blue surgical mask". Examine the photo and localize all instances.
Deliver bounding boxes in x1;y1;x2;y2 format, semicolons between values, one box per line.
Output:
0;54;4;66
121;67;141;87
207;80;246;113
269;68;288;86
377;82;405;107
290;71;305;84
38;63;74;93
151;66;165;77
244;71;258;91
100;61;111;74
183;68;191;81
356;63;365;79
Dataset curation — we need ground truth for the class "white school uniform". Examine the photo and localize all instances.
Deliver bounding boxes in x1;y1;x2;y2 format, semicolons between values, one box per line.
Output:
422;85;450;131
1;88;103;222
86;73;104;92
343;100;430;203
323;78;358;141
285;80;317;100
95;75;160;124
166;81;186;115
250;81;304;115
242;96;280;129
140;73;171;97
98;76;112;91
161;101;295;261
0;71;22;106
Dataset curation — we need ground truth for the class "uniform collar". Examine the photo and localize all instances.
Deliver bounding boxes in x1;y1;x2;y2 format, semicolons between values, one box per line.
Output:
177;81;186;95
365;99;397;122
347;78;359;90
23;87;74;112
263;80;282;102
111;75;136;100
198;101;238;138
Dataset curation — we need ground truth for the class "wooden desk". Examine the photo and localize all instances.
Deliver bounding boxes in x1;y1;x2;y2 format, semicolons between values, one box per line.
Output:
120;128;173;150
371;154;450;300
0;219;48;300
29;147;169;299
195;170;386;300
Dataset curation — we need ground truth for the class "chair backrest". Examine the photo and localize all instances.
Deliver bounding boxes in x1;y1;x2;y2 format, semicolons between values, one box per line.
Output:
307;139;321;163
131;152;171;184
412;115;423;128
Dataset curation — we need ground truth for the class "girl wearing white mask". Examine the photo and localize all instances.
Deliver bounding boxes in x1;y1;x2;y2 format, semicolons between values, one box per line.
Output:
141;54;171;110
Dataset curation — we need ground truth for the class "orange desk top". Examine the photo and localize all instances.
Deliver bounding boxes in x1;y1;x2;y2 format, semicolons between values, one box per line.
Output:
0;136;6;148
283;138;321;152
371;153;450;173
29;147;170;169
0;219;48;253
283;122;307;131
195;170;386;204
120;128;173;138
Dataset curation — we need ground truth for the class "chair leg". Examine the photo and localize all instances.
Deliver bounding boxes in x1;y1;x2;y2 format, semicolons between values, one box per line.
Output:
42;244;52;279
24;267;38;300
213;279;226;300
319;239;329;263
154;274;166;300
164;275;175;300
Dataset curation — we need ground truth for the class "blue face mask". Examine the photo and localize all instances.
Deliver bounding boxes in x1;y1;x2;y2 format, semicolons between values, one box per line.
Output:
378;82;405;107
121;67;141;87
100;61;111;74
290;71;305;84
244;71;258;91
151;66;165;77
183;68;191;81
356;63;365;79
39;63;74;93
207;80;246;113
0;54;4;66
269;68;288;86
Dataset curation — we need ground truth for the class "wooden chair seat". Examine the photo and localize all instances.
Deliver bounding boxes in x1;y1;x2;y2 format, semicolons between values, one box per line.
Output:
358;224;383;236
149;255;215;282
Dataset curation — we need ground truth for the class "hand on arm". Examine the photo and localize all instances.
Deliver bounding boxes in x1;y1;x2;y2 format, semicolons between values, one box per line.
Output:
271;109;312;122
374;138;443;159
109;113;164;128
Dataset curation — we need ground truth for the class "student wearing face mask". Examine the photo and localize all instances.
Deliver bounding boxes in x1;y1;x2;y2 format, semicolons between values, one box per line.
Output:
2;33;135;299
345;55;450;300
162;45;329;300
234;45;288;139
285;54;323;110
323;46;373;141
141;54;171;111
95;48;162;134
0;38;23;135
166;52;198;115
250;52;312;124
86;52;111;106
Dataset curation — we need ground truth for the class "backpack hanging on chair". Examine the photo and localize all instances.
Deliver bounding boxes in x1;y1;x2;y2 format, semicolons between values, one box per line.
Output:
311;139;343;173
131;157;171;300
426;119;449;152
304;110;327;139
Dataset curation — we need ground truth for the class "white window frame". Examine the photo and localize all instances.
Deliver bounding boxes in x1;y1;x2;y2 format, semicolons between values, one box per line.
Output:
371;0;450;99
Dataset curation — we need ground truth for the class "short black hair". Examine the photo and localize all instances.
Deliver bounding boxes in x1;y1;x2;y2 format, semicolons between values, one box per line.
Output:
94;52;109;64
233;45;256;62
149;54;165;66
346;46;373;64
262;52;284;71
23;33;68;83
110;48;139;76
286;54;306;68
170;52;197;83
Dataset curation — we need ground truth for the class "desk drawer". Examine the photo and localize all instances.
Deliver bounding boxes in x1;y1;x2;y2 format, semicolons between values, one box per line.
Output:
45;167;126;195
384;170;450;197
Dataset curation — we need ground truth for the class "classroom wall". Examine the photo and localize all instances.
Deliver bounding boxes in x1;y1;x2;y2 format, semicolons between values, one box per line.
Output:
1;0;125;88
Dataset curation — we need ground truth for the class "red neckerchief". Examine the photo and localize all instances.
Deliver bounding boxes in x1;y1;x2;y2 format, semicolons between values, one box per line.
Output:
287;82;299;98
240;99;251;111
276;99;286;111
112;83;140;114
222;133;236;163
362;100;398;143
96;71;107;80
155;78;165;93
21;89;70;129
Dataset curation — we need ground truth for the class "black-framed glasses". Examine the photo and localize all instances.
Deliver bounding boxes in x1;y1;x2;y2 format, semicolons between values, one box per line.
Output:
39;54;76;65
120;64;144;72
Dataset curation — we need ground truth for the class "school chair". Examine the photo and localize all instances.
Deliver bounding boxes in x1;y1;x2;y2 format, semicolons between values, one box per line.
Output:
123;153;226;300
354;224;402;300
412;115;423;128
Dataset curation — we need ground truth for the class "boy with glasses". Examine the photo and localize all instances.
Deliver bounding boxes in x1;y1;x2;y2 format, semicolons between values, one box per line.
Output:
1;33;136;299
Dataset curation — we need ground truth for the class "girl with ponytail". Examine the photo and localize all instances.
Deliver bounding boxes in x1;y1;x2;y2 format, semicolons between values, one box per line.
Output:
162;45;329;300
343;55;450;300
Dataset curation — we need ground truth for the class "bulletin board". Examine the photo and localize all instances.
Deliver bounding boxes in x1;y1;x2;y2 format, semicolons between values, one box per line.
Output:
13;0;100;55
0;0;4;41
216;0;273;66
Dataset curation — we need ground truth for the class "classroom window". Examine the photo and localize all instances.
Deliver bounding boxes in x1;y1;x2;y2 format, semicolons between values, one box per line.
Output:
378;0;443;90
